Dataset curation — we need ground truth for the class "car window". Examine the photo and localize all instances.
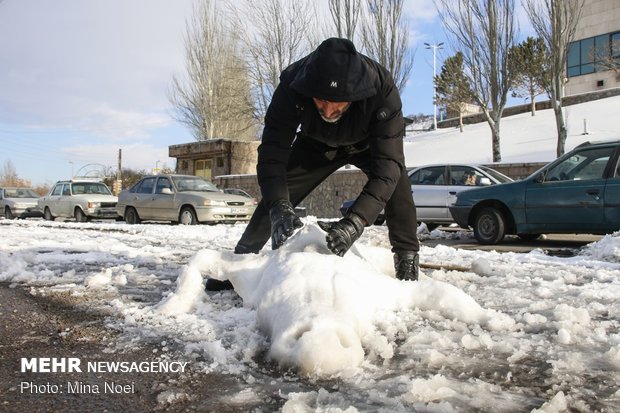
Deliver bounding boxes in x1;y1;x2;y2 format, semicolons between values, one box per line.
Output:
479;166;513;183
450;166;485;186
172;176;219;192
545;147;615;182
409;166;446;185
62;184;71;196
155;177;173;194
5;188;38;198
51;185;63;196
137;177;156;194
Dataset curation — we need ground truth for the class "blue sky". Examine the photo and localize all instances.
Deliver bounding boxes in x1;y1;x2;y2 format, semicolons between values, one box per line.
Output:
0;0;528;187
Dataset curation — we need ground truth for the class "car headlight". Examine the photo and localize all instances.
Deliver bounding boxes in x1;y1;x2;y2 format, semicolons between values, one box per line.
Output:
87;202;101;209
202;199;227;207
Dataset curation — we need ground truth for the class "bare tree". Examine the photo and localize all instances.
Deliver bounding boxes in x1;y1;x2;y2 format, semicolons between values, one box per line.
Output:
328;0;362;40
524;0;584;157
435;0;517;162
360;0;414;92
1;160;30;187
229;0;319;122
169;0;258;141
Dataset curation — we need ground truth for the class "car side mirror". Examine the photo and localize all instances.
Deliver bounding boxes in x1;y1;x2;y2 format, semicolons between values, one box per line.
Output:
479;177;492;186
161;188;173;195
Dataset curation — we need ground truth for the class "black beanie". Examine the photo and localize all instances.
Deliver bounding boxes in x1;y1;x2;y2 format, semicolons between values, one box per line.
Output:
290;38;377;102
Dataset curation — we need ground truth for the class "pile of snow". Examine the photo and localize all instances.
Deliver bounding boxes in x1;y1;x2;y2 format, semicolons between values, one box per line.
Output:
156;223;514;375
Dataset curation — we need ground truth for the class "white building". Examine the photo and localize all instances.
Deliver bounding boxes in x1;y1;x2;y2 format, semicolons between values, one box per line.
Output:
565;0;620;96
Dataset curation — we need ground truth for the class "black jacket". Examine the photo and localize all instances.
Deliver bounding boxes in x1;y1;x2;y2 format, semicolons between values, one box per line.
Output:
257;38;405;225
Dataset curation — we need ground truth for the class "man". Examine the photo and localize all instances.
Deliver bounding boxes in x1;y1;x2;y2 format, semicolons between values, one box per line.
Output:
206;38;419;291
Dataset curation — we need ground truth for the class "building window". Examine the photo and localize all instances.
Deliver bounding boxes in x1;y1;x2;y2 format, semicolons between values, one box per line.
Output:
217;157;224;168
567;31;620;77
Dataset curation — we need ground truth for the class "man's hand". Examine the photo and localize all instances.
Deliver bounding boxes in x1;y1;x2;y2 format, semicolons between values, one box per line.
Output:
317;213;365;256
269;199;303;249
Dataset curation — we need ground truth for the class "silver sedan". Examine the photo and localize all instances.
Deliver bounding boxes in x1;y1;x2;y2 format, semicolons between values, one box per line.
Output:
117;174;257;225
408;164;513;229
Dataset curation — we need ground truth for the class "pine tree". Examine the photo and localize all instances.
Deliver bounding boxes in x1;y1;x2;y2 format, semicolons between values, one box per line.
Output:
509;37;549;116
434;52;474;133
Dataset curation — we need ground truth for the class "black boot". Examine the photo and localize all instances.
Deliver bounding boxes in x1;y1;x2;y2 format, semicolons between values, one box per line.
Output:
394;251;419;281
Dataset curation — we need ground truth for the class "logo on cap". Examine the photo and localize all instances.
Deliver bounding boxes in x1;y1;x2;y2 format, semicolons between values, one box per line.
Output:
330;81;338;88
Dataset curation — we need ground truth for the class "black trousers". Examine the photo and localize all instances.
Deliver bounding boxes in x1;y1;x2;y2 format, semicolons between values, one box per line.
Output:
236;137;419;254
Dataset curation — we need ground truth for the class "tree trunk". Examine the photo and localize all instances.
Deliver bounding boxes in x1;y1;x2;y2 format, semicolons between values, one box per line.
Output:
491;120;501;162
552;99;567;157
458;109;464;133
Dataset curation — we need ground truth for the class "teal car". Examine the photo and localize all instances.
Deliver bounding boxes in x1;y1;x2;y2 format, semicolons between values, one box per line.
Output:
449;140;620;244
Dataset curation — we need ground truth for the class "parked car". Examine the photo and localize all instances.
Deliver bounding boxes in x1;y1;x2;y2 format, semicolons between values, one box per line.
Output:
38;179;118;222
449;140;620;244
0;187;43;219
117;174;257;225
341;164;512;229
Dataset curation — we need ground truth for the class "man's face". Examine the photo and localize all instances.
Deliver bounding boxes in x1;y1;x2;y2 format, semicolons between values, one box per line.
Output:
312;98;351;123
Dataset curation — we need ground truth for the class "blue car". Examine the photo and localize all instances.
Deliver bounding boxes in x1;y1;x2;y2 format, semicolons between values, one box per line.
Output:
449;140;620;244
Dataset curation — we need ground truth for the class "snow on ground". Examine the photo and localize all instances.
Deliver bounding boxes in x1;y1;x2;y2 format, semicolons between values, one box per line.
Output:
1;218;619;412
403;95;620;166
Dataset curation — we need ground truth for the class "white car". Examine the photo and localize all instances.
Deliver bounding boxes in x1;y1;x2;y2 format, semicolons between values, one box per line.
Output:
0;187;43;219
38;180;118;222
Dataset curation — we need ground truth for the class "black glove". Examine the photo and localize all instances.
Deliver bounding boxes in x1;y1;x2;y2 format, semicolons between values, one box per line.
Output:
269;199;303;249
317;213;365;257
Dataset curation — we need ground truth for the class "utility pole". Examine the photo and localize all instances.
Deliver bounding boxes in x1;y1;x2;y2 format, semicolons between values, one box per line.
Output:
116;149;122;196
425;42;444;130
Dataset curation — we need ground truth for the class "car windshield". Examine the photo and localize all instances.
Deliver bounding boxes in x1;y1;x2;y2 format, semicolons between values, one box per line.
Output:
172;176;219;192
5;188;39;198
479;166;513;183
71;183;112;195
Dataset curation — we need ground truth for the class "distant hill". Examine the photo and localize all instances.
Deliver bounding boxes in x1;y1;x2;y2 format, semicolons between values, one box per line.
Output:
403;95;620;167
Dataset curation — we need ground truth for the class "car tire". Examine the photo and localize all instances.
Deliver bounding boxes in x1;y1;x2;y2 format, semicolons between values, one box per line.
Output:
75;208;89;223
124;207;141;225
5;206;15;220
44;207;55;221
473;207;506;245
518;233;542;241
179;206;198;225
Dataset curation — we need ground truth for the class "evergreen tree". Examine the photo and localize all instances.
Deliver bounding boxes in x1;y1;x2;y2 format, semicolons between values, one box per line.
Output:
509;37;549;116
434;52;474;133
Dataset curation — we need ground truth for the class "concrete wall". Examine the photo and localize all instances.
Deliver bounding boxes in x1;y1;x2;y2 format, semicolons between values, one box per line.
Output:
213;163;546;219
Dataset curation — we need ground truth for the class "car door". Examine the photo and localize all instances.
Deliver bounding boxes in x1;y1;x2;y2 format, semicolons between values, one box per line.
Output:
525;146;614;232
46;184;64;215
130;177;157;219
446;166;490;207
57;184;74;217
409;166;450;221
150;177;177;220
603;150;620;230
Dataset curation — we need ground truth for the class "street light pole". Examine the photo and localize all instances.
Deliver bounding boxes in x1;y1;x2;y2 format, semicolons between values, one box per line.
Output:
424;42;444;130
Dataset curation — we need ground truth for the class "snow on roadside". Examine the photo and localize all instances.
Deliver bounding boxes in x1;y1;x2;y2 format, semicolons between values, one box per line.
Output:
1;218;619;412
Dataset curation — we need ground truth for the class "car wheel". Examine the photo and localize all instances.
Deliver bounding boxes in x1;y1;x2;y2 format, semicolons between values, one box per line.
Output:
5;206;15;220
124;207;141;225
179;206;198;225
75;208;89;223
518;233;542;241
44;207;55;221
473;207;506;245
